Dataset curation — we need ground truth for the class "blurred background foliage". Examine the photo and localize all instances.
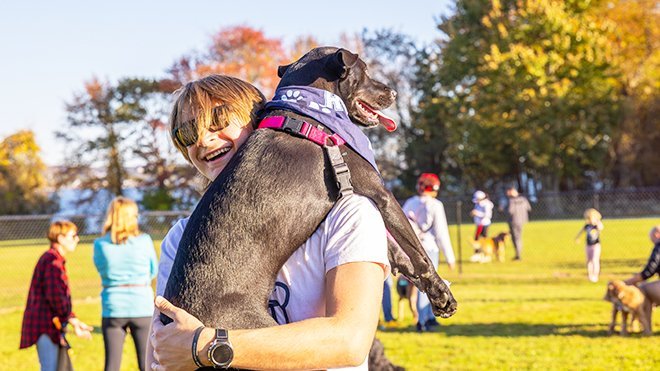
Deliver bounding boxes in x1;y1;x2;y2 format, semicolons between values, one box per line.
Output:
1;0;657;214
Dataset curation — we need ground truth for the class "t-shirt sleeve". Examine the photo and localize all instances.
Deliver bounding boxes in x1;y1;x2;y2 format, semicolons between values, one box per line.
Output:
156;218;188;297
322;195;389;277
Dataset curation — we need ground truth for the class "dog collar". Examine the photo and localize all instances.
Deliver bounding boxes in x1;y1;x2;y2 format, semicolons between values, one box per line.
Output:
258;115;353;198
258;116;346;147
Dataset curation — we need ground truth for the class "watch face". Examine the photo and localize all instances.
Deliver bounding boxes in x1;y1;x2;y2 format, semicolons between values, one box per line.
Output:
211;343;234;366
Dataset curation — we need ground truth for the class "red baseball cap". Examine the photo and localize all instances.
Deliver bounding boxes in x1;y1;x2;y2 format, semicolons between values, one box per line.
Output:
417;173;440;192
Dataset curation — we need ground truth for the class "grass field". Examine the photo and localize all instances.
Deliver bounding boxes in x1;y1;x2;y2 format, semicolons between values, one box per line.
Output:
2;218;659;370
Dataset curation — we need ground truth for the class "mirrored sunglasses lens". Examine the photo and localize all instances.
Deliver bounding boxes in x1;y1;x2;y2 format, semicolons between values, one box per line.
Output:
175;122;198;147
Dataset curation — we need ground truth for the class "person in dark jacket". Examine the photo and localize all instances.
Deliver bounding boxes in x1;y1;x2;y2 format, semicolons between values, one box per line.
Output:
625;225;660;306
503;185;531;260
20;220;93;371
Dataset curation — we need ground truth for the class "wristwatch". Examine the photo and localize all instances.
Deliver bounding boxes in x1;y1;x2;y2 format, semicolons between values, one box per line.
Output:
207;328;234;369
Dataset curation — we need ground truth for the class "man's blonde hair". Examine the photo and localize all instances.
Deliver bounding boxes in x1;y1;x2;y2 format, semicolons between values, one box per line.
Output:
169;75;266;162
48;220;78;243
102;197;141;244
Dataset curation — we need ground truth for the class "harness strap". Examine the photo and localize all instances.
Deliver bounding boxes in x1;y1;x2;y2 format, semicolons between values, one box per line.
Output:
258;115;353;199
259;116;346;146
325;145;354;198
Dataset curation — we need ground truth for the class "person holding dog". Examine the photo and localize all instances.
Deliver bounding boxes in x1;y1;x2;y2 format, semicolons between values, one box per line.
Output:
402;173;454;331
147;75;389;370
20;220;93;371
575;208;604;282
624;225;660;307
93;197;158;371
503;185;531;260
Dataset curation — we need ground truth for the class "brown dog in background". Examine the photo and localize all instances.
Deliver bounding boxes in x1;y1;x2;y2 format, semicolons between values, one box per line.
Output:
470;232;509;263
604;280;652;336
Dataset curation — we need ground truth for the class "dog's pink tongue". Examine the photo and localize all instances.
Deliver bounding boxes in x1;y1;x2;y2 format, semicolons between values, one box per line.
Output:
376;110;397;132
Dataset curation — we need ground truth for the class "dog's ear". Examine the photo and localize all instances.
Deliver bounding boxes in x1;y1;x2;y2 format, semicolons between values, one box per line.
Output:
277;63;292;78
326;49;359;79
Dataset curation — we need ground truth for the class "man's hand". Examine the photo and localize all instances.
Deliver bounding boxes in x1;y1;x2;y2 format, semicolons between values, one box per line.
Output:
150;296;210;371
69;318;93;340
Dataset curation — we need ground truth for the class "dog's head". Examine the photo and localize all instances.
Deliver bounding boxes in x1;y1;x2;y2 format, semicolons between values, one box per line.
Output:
493;232;509;244
277;47;397;131
604;280;630;306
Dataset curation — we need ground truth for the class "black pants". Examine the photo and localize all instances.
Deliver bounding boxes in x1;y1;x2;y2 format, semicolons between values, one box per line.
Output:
101;317;151;371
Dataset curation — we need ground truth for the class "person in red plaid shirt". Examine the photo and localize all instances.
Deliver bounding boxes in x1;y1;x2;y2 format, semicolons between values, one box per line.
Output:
20;220;93;371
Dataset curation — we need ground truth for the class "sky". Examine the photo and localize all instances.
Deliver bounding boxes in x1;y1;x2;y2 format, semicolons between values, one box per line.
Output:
0;0;450;165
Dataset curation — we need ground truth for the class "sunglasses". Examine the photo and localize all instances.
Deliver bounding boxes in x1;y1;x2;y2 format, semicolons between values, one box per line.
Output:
173;105;229;147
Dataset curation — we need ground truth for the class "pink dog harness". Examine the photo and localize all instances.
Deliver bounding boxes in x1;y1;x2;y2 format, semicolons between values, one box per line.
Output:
258;116;346;146
258;115;354;198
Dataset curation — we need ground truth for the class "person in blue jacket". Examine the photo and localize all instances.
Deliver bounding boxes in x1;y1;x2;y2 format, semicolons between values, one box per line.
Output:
93;197;158;371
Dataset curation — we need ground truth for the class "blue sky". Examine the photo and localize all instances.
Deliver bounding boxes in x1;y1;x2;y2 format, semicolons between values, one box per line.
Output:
0;0;450;165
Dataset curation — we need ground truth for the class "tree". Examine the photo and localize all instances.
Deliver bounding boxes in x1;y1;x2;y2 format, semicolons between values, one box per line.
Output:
57;77;181;207
414;0;620;192
168;26;291;98
0;130;56;214
360;30;427;197
593;0;660;187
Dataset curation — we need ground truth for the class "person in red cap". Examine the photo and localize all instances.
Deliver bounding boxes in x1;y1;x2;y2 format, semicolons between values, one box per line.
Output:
402;173;455;331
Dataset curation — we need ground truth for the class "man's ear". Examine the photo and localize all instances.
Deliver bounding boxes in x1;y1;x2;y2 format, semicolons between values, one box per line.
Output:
325;48;359;79
277;63;292;78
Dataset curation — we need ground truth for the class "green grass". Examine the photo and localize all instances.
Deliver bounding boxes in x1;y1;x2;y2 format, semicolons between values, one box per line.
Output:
2;218;659;370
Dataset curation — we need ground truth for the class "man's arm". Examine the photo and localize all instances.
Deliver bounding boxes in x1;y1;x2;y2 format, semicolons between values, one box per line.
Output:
151;261;385;370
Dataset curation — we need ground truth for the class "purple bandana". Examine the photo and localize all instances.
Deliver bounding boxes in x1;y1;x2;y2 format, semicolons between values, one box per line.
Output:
265;86;379;173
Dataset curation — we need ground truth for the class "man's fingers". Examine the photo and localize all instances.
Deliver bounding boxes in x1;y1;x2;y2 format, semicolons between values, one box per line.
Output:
154;296;179;321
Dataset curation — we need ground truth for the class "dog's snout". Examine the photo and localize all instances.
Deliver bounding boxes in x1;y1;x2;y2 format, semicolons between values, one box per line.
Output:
390;89;397;100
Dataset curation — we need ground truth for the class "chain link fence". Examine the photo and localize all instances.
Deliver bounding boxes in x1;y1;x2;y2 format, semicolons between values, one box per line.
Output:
2;188;659;310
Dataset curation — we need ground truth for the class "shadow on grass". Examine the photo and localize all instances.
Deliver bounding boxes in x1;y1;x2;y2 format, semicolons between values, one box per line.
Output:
555;258;644;270
383;322;631;338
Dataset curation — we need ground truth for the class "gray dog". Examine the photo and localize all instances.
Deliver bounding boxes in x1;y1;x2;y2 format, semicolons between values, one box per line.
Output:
162;47;456;347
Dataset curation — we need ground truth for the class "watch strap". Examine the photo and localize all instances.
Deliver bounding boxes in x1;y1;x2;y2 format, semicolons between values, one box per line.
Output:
191;326;205;368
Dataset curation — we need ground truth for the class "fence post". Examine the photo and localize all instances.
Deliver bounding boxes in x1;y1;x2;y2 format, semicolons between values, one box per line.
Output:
456;200;462;275
593;193;600;210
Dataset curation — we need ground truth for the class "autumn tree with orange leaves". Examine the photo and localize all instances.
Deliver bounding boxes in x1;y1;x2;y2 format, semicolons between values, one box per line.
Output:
168;25;317;97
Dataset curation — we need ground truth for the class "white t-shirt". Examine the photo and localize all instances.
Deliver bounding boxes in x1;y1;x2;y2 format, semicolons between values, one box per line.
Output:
156;194;389;371
402;195;455;265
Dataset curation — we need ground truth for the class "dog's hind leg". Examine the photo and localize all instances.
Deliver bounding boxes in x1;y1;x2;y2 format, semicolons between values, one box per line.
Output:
640;300;652;336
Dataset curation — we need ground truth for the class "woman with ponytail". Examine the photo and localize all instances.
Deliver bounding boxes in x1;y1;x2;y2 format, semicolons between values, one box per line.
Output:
93;197;157;371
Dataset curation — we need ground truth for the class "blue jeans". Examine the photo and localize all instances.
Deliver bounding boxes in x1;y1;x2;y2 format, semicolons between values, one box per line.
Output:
417;250;440;325
382;276;394;322
36;334;59;371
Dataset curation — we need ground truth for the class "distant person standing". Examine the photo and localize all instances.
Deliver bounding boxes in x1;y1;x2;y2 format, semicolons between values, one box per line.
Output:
471;190;494;241
403;173;455;331
574;208;604;282
20;220;93;371
93;197;158;371
504;185;531;260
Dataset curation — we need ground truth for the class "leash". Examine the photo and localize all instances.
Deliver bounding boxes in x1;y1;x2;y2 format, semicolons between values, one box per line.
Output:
258;115;354;199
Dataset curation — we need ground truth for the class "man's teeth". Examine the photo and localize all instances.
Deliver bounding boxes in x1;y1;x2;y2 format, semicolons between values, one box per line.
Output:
204;147;230;161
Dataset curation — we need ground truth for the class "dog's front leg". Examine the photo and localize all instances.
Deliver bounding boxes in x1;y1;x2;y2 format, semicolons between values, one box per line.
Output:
608;305;617;335
620;311;629;336
345;152;456;318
